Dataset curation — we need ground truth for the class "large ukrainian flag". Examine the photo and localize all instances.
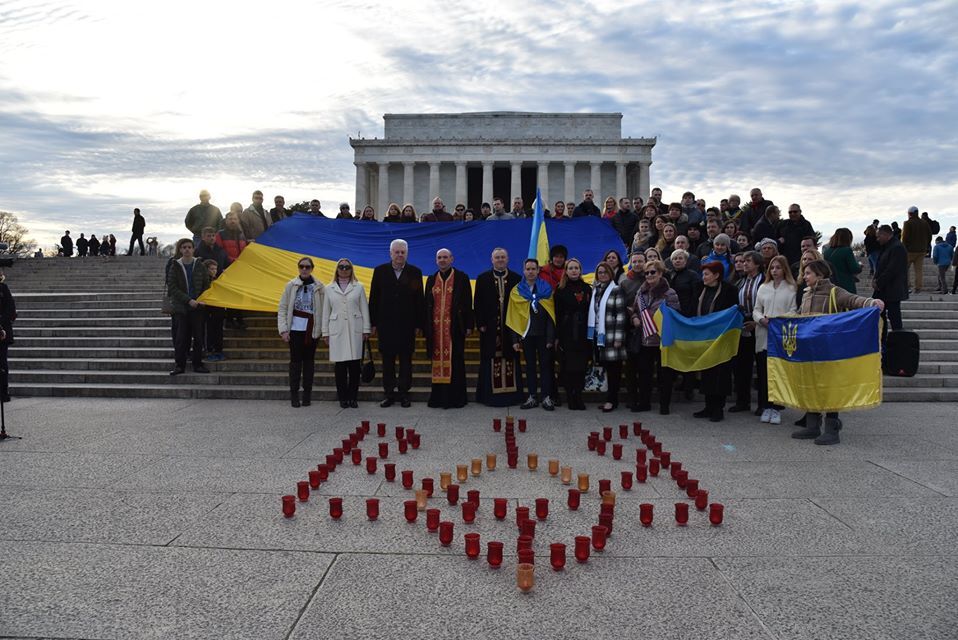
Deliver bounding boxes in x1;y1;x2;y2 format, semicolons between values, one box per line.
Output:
767;307;882;412
654;305;744;372
198;214;624;312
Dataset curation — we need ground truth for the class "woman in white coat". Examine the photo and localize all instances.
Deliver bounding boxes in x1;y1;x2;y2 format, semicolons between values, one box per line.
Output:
753;255;798;425
322;258;371;408
278;257;325;408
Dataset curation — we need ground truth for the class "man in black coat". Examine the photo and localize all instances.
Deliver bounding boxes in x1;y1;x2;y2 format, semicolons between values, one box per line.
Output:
60;231;73;257
873;224;908;338
751;205;781;246
423;249;473;408
369;239;424;407
572;189;601;217
611;198;639;249
473;248;524;406
128;208;146;256
0;279;16;402
76;233;89;257
778;204;815;267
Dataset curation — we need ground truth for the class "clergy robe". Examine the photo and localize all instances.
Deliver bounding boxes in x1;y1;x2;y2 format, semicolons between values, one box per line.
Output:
424;268;474;408
473;268;525;406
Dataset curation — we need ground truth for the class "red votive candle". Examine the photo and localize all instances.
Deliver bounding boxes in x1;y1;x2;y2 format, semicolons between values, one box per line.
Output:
464;533;481;559
574;535;591;563
619;424;629;439
675;502;689;526
535;498;549;520
632;421;642;435
636;448;647;465
612;443;623;460
351;449;362;465
397;439;408;454
366;498;380;520
487;540;504;567
308;469;321;489
365;456;377;474
516;506;530;527
709;503;724;526
328;497;343;519
507;453;518;469
403;500;417;522
325;454;338;470
600;502;615;517
550;543;566;571
341;437;353;453
670;461;682;479
493;498;508;520
426;508;440;531
659;451;671;467
376;422;386;437
362;419;370;431
520;519;537;538
384;463;396;482
695;490;709;511
297;480;310;502
598;479;612;495
377;442;389;459
649;459;660;476
317;464;330;481
587;434;598;451
685;478;699;498
596;440;607;456
466;489;480;506
651;442;663;457
332;448;344;464
517;534;533;552
599;512;614;536
636;464;647;483
422;477;434;497
401;470;414;489
518;548;535;565
591;525;608;551
461;501;477;523
493;418;502;432
505;416;515;427
447;484;460;505
409;433;421;449
639;503;654;527
518;418;527;432
567;488;581;510
621;471;633;491
438;521;454;546
282;495;295;518
676;470;689;489
603;426;613;441
395;426;404;440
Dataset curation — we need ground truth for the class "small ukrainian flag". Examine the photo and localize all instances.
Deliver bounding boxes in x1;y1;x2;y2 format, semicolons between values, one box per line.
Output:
654;305;744;372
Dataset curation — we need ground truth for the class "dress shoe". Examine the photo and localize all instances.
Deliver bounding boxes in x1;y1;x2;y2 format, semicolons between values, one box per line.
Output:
709;410;725;422
400;397;412;408
659;406;670;415
349;400;359;408
169;367;185;376
380;397;395;408
301;394;311;406
340;401;349;408
728;404;750;413
634;403;652;412
193;365;210;373
692;407;711;419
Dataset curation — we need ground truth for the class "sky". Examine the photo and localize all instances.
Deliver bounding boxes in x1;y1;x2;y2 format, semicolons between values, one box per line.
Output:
1;0;956;251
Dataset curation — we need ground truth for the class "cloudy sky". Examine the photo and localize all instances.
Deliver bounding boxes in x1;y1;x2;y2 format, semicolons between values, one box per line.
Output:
1;0;955;250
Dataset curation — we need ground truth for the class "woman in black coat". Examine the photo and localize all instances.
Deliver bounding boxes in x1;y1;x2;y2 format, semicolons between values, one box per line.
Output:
692;261;739;422
554;258;592;410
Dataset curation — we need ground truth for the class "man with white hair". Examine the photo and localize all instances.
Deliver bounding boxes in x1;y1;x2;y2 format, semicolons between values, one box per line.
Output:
474;247;524;406
369;239;425;407
421;197;454;222
424;248;474;408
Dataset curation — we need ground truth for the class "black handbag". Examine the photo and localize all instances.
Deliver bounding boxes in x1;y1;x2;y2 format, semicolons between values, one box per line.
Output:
361;338;376;383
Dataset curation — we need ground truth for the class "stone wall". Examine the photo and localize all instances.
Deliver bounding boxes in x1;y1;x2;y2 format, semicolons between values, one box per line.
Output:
383;112;623;141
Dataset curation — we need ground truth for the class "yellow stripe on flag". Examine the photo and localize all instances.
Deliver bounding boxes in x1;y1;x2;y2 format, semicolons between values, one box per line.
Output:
767;352;882;412
660;328;742;372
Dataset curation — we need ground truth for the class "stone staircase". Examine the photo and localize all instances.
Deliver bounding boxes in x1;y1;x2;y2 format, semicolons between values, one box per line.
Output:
6;257;958;402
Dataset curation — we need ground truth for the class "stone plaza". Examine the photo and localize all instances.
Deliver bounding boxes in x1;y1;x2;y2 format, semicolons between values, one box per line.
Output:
1;397;955;639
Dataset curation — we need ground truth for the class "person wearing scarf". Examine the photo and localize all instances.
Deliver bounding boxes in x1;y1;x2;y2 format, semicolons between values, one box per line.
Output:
554;258;593;410
619;251;646;410
278;257;325;407
692;261;740;422
506;258;556;411
588;261;628;413
322;258;370;409
730;251;765;414
630;259;680;414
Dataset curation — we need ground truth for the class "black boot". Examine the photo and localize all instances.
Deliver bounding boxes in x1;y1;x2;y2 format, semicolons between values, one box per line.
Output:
792;413;822;439
302;362;314;406
814;416;841;445
289;363;301;408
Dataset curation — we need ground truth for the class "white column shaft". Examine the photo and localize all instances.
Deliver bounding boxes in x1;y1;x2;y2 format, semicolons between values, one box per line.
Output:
402;162;415;207
354;162;368;215
616;162;627;201
564;162;576;204
481;161;494;207
590;161;602;197
536;162;549;212
510;161;522;204
377;163;389;217
428;162;440;210
454;162;467;206
639;162;651;200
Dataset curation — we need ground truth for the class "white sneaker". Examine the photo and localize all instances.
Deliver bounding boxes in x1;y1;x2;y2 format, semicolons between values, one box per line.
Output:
760;408;772;423
769;409;782;425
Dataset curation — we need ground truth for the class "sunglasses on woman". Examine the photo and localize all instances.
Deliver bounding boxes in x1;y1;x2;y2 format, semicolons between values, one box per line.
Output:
337;264;352;271
645;270;658;275
298;264;313;270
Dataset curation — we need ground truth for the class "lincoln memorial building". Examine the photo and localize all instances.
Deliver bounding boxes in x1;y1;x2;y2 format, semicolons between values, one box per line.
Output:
349;112;655;217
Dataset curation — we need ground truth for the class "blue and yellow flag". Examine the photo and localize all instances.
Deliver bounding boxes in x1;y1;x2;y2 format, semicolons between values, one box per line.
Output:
767;307;882;412
653;305;744;372
527;187;549;265
199;214;626;312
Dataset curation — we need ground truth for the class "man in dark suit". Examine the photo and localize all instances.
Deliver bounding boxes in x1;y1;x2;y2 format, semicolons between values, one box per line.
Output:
369;239;424;407
873;224;908;341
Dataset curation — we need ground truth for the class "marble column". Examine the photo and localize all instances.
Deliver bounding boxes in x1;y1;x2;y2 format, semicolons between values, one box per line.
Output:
564;161;576;204
616;162;627;201
454;161;467;207
377;162;389;217
510;161;522;205
354;162;368;214
481;161;493;208
536;161;549;212
639;161;651;200
428;162;440;210
402;161;415;207
590;161;602;197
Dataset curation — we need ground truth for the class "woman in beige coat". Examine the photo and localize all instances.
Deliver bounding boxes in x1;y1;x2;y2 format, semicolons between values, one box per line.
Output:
322;258;371;408
278;257;325;407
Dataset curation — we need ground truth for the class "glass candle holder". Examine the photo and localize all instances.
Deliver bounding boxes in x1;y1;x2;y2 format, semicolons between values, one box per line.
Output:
612;443;623;460
426;508;440;532
600;502;615;516
515;506;530;527
619;424;629;439
636;465;648;483
409;433;421;449
517;534;533;552
599;512;614;536
471;458;482;477
406;428;417;438
591;525;608;551
376;422;386;437
422;478;434;497
567;488;581;510
282;495;296;518
397;439;409;454
598;479;612;495
574;535;591;563
493;418;502;432
487;541;504;567
362;419;370;431
649;459;660;477
328;497;343;519
507;453;518;469
383;463;396;482
439;472;452;491
395;426;405;440
446;484;460;505
517;563;534;592
517;548;535;565
466;490;480;507
493;498;508;520
577;474;590;493
518;418;527;432
674;502;689;526
587;434;598;451
676;470;689;489
639;503;654;527
351;449;362;465
535;498;549;520
308;469;321;489
456;465;469;482
461;501;477;523
342;437;354;453
560;466;573;484
365;457;377;475
709;503;724;526
595;441;607;456
659;451;671;467
685;478;699;499
632;421;642;436
548;459;560;476
670;461;683;479
403;500;417;523
438;521;454;546
695;490;709;511
527;453;539;471
332;448;344;464
549;543;566;571
325;454;338;469
651;442;663;457
486;453;497;471
366;498;380;520
297;481;310;502
601;490;616;506
377;442;389;459
620;471;633;491
401;470;414;490
506;415;515;426
415;489;428;511
636;448;647;465
603;426;613;441
520;518;536;538
464;533;481;559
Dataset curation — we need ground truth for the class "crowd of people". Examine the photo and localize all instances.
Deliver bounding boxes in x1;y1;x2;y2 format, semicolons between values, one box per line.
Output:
57;208;159;257
167;186;954;446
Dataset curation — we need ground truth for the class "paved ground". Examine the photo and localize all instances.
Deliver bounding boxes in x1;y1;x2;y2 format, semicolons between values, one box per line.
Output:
0;397;955;640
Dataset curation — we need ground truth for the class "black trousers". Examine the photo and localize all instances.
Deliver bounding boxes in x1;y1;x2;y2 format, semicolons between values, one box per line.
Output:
755;350;782;410
603;360;623;406
637;345;673;408
733;335;757;407
288;331;317;392
381;350;412;398
626;353;640;404
128;233;145;256
522;335;553;399
0;344;8;399
335;360;361;402
174;309;206;368
205;306;224;353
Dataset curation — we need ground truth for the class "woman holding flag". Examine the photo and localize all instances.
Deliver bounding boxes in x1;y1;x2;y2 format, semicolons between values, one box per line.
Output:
630;260;680;414
753;255;797;425
589;261;628;413
693;261;740;422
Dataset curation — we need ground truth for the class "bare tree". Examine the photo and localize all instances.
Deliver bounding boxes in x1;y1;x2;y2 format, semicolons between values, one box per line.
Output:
0;212;38;256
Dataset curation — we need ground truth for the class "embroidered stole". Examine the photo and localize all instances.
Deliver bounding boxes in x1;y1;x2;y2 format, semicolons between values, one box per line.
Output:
491;272;517;393
431;270;456;383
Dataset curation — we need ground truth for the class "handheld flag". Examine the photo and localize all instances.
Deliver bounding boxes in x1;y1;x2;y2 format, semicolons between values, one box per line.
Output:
527;187;549;265
653;305;744;372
